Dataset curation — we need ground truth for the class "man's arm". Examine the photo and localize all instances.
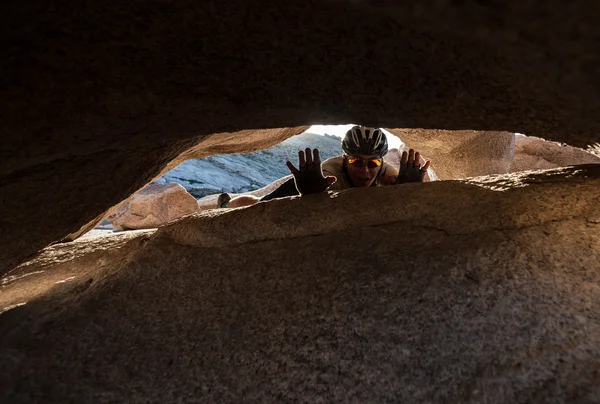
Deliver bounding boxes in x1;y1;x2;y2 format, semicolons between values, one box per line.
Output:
259;177;299;201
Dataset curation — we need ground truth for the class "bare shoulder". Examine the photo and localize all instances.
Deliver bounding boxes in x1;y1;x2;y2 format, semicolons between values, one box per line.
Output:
321;156;344;172
322;156;351;190
377;174;397;186
382;162;398;176
376;163;398;186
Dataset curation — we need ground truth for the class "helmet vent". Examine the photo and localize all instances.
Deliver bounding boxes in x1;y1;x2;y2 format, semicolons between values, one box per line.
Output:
342;125;389;158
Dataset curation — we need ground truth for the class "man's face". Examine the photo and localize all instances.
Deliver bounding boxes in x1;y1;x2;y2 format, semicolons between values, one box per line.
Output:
344;154;382;188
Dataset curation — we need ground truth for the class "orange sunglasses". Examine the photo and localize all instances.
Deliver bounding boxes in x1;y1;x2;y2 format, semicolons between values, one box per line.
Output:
345;156;383;169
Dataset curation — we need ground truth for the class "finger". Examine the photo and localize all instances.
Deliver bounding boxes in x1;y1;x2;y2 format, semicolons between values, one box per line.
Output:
408;149;415;166
420;161;429;180
325;175;337;185
415;151;421;166
298;150;306;168
305;147;313;166
313;148;321;166
421;160;431;171
400;150;408;166
286;161;299;173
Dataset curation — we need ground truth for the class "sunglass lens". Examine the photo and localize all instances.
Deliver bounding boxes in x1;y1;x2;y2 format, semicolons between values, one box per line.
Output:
348;158;363;167
367;159;382;168
347;157;381;168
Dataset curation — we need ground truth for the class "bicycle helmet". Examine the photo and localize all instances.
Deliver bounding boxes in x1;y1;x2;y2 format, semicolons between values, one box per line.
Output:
341;125;388;158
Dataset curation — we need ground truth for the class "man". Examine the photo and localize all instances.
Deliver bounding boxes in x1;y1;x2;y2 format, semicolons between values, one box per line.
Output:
218;125;430;208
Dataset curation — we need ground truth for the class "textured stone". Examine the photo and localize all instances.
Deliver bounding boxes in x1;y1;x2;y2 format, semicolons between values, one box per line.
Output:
60;127;309;242
1;166;599;403
388;129;516;180
107;183;199;231
2;1;600;399
3;1;600;274
512;135;600;172
1;1;600;400
0;127;305;275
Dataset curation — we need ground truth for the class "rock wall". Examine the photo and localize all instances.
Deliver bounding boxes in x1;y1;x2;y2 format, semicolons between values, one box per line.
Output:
0;127;306;275
389;129;516;179
2;2;600;400
2;1;600;274
1;166;599;403
107;183;199;231
512;135;600;172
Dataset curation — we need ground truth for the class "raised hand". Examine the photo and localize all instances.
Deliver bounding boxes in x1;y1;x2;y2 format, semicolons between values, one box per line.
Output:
286;148;337;195
396;149;431;184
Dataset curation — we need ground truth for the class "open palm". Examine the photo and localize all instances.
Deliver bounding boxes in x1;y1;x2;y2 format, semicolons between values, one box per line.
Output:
286;148;337;195
396;149;431;184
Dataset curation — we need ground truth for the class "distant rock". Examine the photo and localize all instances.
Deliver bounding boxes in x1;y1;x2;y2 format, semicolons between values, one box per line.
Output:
81;220;116;238
511;135;600;172
108;183;198;231
157;132;343;198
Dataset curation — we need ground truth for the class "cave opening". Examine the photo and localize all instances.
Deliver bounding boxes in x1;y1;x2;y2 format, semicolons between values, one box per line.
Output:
2;122;599;403
85;126;600;237
4;0;600;399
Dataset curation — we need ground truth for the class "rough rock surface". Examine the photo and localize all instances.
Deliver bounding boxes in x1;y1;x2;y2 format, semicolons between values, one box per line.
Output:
0;127;305;275
1;166;599;403
107;183;199;231
0;230;155;311
3;1;600;274
389;129;516;179
512;135;600;172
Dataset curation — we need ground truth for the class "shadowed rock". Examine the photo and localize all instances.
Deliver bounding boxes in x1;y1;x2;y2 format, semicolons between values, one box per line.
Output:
0;127;306;275
512;135;600;172
3;1;600;274
1;165;599;403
